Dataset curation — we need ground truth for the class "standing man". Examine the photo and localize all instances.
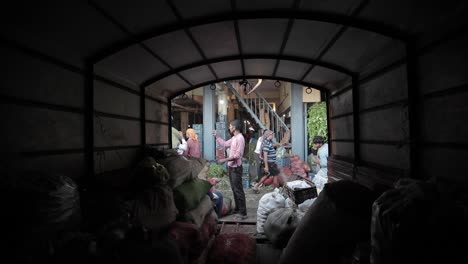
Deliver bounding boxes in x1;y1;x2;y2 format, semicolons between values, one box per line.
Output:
212;119;247;220
311;136;329;193
254;129;265;182
311;136;328;173
252;130;281;192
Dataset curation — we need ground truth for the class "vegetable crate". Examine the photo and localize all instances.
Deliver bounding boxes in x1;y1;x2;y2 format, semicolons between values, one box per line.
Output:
285;180;317;204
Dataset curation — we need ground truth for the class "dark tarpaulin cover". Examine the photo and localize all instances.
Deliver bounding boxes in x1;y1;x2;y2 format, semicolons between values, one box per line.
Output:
11;172;81;233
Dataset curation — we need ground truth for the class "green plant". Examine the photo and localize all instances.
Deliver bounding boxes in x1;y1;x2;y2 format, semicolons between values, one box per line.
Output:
307;102;328;148
207;163;227;178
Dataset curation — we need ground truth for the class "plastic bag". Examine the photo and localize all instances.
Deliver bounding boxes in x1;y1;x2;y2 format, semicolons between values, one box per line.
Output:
276;147;287;158
256;190;286;233
3;172;82;262
297;197;316;212
264;208;301;248
177;138;188;155
312;168;328;194
12;172;81;233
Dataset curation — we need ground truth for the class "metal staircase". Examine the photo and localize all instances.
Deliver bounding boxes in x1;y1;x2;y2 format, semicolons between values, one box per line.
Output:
224;81;289;141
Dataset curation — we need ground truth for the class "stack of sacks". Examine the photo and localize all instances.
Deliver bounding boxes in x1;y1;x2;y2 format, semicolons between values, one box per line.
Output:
196;210;218;264
80;155;184;262
171;183;218;263
198;164;234;218
151;149;215;230
173;178;213;228
153;152;220;264
173;184;218;263
187;156;208;180
97;222;185;263
284;197;317;220
145;148;207;182
124;157;178;232
264;207;301;249
154;150;199;189
196;161;210;180
168;221;204;263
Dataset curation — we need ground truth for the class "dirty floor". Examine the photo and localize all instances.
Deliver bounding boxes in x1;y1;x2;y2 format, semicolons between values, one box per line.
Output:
215;177;276;236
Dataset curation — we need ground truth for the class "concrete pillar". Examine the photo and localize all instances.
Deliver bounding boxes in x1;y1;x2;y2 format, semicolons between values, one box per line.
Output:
180;112;189;133
291;83;306;161
203;85;216;161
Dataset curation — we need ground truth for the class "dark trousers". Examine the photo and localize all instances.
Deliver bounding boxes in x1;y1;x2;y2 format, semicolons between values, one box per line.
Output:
256;154;263;181
228;165;247;216
213;190;224;218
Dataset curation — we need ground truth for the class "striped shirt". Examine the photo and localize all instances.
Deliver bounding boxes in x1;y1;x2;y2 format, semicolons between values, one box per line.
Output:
262;139;276;163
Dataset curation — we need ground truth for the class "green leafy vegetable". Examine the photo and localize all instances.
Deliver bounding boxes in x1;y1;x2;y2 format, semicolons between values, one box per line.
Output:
307;102;328;148
207;163;227;178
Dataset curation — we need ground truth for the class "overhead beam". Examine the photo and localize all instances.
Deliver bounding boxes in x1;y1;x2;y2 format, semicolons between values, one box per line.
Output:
141;54;354;88
90;10;409;63
406;40;420;180
231;0;246;77
351;74;361;180
301;0;370;81
167;0;219;81
84;60;94;191
272;0;301;77
88;0;192;87
168;75;329;100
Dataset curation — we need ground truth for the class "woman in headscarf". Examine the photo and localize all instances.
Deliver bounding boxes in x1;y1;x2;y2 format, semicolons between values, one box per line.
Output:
185;128;201;158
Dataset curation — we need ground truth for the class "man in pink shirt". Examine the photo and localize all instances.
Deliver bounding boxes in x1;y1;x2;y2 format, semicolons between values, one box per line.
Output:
212;119;247;219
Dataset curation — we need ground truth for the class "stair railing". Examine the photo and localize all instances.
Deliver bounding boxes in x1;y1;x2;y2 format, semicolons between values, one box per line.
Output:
225;81;289;141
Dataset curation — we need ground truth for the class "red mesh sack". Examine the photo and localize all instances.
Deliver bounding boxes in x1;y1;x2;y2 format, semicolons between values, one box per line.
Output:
263;177;274;186
168;221;204;261
200;211;217;246
207;233;256;264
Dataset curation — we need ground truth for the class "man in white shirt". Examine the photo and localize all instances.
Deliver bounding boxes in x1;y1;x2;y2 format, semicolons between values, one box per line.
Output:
311;136;329;193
